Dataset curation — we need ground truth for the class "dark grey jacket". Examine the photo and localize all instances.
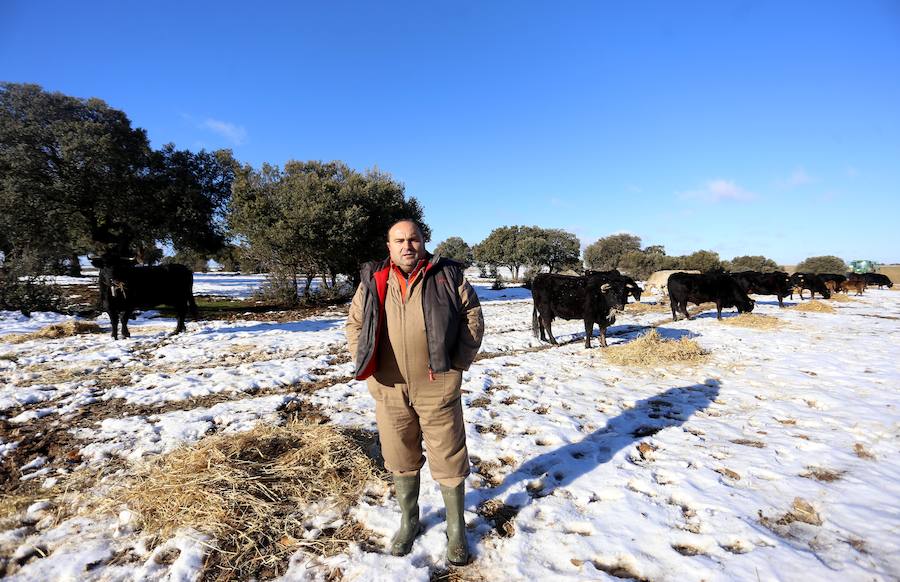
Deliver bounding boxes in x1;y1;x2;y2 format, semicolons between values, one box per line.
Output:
350;254;483;380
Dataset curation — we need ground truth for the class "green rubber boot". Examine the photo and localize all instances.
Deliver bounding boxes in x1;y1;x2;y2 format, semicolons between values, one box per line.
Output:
440;482;470;566
390;474;422;556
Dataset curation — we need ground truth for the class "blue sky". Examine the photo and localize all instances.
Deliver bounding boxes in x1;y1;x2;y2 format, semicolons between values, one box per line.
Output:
3;1;899;264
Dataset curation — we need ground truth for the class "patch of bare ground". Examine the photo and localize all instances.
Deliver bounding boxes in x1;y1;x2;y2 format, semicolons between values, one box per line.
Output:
801;467;846;482
759;497;823;537
671;543;707;556
589;558;651;582
474;423;506;438
714;467;741;480
468;396;491;409
429;567;487;582
471;457;503;488
854;443;876;460
730;438;766;448
214;304;349;323
477;499;518;538
110;420;382;581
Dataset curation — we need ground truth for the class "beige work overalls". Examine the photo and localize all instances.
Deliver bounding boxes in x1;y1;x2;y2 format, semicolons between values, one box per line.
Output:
367;267;469;486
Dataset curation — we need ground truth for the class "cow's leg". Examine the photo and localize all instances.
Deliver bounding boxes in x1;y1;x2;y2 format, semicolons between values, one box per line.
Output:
174;307;186;334
109;310;119;340
716;300;723;320
777;294;784;308
543;317;558;345
598;324;608;348
681;301;691;321
671;302;678;321
584;319;593;348
120;312;131;338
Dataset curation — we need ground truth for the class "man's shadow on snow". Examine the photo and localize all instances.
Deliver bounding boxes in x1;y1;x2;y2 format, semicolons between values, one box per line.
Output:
469;378;720;511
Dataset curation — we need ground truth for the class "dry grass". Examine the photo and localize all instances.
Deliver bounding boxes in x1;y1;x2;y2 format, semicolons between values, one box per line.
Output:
828;293;853;303
625;302;668;314
5;320;102;344
112;421;379;580
603;330;709;367
790;301;836;314
721;313;784;330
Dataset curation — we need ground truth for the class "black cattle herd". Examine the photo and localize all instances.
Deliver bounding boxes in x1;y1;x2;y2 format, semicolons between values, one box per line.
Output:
85;255;893;342
531;269;893;348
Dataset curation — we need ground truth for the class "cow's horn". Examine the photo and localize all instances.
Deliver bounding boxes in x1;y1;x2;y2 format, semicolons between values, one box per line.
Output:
601;283;611;291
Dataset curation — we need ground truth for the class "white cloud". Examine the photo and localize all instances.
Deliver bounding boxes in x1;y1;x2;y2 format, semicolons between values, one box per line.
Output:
787;168;813;186
679;179;756;203
201;118;247;146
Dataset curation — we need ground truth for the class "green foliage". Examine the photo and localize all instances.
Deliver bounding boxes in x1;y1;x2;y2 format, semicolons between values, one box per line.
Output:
618;250;673;280
0;83;234;274
434;237;474;268
728;255;781;273
680;250;723;272
162;249;211;272
474;226;525;280
583;234;642;270
795;255;847;274
0;254;62;315
228;160;426;304
474;226;580;280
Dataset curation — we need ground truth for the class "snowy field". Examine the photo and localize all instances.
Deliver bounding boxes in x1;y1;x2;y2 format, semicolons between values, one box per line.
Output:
1;274;898;581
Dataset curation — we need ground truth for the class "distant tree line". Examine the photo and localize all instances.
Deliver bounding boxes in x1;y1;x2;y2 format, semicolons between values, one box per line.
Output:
0;83;852;312
434;230;850;283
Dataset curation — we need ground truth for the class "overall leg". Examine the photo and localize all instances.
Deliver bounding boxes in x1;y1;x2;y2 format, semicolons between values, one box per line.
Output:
367;380;425;555
414;370;470;565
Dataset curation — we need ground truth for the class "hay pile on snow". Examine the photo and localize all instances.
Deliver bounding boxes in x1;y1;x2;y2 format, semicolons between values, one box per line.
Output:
721;314;783;330
604;329;709;367
791;301;836;313
828;293;853;303
625;302;668;314
5;320;101;344
116;421;378;580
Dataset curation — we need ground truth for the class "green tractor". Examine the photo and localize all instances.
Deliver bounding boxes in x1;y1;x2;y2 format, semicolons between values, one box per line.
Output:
849;259;880;274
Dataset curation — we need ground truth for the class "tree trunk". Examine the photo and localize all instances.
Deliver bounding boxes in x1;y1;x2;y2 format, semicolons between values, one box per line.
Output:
67;253;82;277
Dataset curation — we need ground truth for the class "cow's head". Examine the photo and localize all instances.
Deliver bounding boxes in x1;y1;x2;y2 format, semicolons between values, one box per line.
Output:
90;255;137;299
598;281;627;319
737;297;755;314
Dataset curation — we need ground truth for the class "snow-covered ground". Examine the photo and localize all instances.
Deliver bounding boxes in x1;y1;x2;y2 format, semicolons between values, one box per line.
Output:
1;274;898;581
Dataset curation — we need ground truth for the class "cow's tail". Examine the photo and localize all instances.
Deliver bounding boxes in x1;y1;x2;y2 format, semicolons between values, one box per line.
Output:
532;305;540;339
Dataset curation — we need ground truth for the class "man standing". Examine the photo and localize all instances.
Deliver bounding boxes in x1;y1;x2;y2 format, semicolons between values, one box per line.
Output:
346;219;484;566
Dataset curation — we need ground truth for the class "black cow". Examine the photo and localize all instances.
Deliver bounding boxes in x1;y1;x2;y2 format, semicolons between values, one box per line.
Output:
585;270;642;302
531;273;626;348
90;256;198;339
789;273;831;300
818;273;847;286
731;271;791;308
863;273;893;288
668;272;755;321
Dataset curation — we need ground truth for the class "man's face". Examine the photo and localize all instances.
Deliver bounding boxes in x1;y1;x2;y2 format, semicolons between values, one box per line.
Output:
387;221;426;273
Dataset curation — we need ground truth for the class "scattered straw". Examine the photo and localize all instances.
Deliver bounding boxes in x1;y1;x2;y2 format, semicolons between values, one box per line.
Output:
721;314;783;330
113;421;379;580
828;293;853;303
790;301;835;314
5;320;102;344
603;330;709;367
625;302;668;314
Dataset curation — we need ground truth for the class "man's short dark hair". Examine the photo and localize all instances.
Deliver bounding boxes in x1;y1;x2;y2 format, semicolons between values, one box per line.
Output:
387;219;425;241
